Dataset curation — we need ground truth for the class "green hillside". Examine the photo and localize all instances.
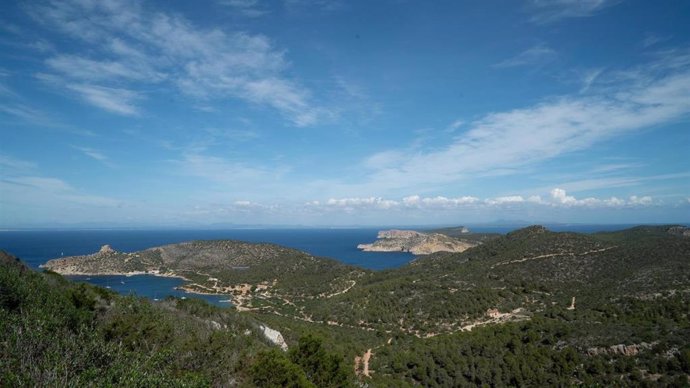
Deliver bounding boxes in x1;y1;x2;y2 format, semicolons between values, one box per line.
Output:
0;251;351;387
3;225;690;386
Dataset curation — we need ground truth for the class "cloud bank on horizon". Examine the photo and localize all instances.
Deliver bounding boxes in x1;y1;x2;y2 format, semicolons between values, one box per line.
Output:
0;0;688;227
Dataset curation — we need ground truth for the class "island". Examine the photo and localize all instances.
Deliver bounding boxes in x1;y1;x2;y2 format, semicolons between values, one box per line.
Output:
357;228;479;254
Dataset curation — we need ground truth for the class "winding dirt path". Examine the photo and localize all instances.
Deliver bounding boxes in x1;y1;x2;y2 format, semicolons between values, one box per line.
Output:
354;348;373;378
321;280;357;298
491;246;617;268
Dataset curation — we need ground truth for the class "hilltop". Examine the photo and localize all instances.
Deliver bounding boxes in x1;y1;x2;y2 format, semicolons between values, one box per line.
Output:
5;224;690;386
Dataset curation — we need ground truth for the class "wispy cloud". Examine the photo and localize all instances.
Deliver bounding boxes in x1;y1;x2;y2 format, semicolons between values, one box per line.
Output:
533;172;690;194
0;99;95;136
0;159;128;226
445;119;464;133
0;154;37;172
284;0;344;13
204;127;260;142
493;44;557;68
642;33;671;48
0;72;96;135
46;54;164;82
66;84;141;116
0;102;52;123
168;151;290;192
351;50;690;195
1;176;122;208
217;0;268;17
27;0;322;125
528;0;621;23
71;145;115;167
579;68;604;93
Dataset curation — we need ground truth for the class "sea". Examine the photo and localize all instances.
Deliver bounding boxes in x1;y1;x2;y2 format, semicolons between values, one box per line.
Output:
0;224;645;306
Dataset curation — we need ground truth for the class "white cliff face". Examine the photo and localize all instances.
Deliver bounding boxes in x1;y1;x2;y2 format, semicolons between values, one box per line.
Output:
259;324;288;351
358;230;477;255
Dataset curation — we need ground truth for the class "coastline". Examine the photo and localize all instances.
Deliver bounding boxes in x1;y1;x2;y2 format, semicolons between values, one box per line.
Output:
49;267;239;299
42;267;192;282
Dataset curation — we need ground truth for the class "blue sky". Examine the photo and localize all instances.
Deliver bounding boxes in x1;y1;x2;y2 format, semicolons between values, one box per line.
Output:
1;0;689;228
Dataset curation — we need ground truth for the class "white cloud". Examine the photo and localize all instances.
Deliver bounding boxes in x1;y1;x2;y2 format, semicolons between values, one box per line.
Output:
0;101;58;126
485;195;525;205
71;146;115;167
27;39;54;53
628;195;652;206
166;152;294;202
306;189;656;214
364;150;405;169
550;187;577;205
0;154;37;172
0;97;95;135
325;197;399;210
530;172;690;194
579;68;604;93
243;78;320;126
217;0;268;17
284;0;343;13
171;153;277;184
28;0;321;125
528;0;620;23
547;188;652;208
72;146;107;162
446;119;464;133
46;55;163;82
642;33;671;48
411;195;480;208
0;176;122;210
357;53;690;195
4;176;72;192
494;44;557;68
66;84;140;116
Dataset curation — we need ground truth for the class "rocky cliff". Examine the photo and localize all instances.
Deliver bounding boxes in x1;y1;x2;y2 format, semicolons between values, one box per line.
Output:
667;225;690;237
357;229;477;255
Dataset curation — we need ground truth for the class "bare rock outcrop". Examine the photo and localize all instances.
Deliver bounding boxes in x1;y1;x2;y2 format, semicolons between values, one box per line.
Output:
259;324;288;351
667;226;690;237
587;342;655;357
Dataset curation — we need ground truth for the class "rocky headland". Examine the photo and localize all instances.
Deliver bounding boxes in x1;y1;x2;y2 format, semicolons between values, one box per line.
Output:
357;229;477;255
41;240;365;310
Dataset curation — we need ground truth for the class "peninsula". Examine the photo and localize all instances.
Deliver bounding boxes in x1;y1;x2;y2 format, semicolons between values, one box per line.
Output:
357;228;478;254
42;239;366;310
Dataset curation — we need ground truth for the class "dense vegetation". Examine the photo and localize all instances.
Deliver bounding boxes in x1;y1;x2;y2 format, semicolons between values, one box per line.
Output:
0;252;350;386
3;224;690;386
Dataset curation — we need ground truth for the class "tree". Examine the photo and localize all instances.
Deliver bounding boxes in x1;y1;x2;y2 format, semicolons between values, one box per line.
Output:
289;334;350;388
251;349;314;388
